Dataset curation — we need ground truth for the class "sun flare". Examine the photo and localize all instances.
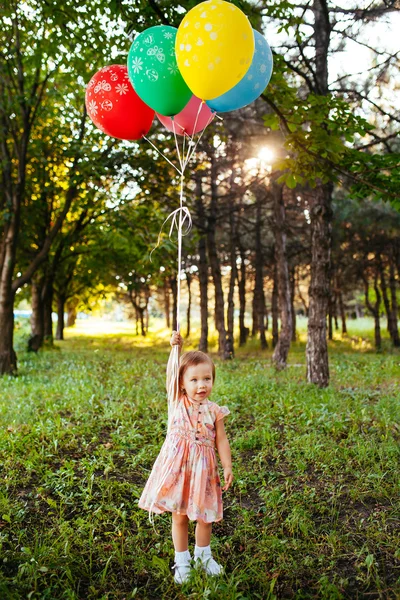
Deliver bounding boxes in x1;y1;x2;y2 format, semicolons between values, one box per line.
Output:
258;146;275;164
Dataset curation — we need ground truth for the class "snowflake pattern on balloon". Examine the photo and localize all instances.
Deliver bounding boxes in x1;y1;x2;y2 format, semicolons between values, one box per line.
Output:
94;80;111;94
116;83;129;95
88;100;98;115
167;62;179;75
163;31;173;39
131;57;144;74
147;45;165;63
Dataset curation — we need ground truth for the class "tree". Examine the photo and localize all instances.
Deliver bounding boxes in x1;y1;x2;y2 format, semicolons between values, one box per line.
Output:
260;0;400;385
272;180;293;369
0;0;128;373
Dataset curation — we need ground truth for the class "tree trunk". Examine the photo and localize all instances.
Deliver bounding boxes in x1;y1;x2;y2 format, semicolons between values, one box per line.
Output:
226;202;236;357
133;290;139;335
207;157;230;359
163;279;171;330
337;274;347;334
129;288;148;337
66;298;78;328
252;280;258;337
28;278;44;352
254;190;267;349
207;226;230;357
328;267;335;339
265;299;269;331
378;253;399;345
272;182;293;369
363;271;381;351
186;272;192;338
67;307;77;327
297;270;309;317
135;309;139;335
43;276;54;344
237;244;248;346
195;173;209;353
138;307;146;336
333;293;339;330
272;264;279;348
373;272;382;350
328;292;333;341
0;291;17;374
198;236;208;353
0;190;21;374
388;254;400;347
290;267;297;342
394;239;400;288
56;295;65;341
306;182;332;387
306;1;332;387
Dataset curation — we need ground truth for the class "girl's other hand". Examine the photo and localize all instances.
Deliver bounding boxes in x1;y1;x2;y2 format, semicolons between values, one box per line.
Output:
170;331;183;348
222;467;233;491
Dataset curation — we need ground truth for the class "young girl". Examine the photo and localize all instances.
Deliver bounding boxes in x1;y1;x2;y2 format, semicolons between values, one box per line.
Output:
138;331;233;584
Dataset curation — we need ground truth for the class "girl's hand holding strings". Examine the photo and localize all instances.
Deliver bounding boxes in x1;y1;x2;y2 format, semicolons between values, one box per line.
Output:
170;331;183;348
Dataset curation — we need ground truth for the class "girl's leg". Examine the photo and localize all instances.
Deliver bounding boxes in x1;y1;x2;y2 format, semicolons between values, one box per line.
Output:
195;519;212;547
194;519;222;575
172;512;189;552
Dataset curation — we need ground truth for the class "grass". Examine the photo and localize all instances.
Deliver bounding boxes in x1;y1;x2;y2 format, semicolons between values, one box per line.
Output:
0;317;399;599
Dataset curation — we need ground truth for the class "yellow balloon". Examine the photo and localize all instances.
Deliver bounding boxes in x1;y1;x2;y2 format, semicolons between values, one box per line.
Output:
176;0;254;101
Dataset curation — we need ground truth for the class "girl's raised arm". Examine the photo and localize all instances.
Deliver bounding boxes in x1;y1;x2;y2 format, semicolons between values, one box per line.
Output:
166;331;183;399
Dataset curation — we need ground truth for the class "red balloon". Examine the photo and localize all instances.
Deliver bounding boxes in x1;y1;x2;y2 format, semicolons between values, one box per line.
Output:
85;65;154;140
157;96;214;137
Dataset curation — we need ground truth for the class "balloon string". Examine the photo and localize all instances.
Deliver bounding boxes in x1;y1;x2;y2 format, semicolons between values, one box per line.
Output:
184;109;215;167
143;135;182;175
146;110;214;527
182;101;204;169
149;205;192;261
172;119;183;173
148;107;214;308
176;171;184;333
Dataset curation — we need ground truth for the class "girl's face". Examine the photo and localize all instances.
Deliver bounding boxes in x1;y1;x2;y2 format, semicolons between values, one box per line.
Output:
182;362;213;402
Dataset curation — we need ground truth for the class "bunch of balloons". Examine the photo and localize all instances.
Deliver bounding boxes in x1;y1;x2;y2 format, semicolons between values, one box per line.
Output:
85;0;273;141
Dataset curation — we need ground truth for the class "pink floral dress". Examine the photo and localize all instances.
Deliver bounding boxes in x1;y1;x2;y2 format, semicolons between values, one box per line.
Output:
138;394;230;523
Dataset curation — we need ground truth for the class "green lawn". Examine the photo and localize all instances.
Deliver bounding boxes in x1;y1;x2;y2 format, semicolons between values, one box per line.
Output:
0;319;399;599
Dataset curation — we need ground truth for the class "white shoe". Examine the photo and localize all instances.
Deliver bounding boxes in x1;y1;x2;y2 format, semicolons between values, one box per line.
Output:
195;555;223;576
173;561;192;584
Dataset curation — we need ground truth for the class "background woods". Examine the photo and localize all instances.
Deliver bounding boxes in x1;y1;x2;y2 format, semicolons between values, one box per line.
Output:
1;0;399;386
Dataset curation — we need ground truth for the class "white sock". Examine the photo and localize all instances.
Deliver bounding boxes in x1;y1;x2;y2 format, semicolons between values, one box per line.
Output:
175;549;191;564
194;544;212;559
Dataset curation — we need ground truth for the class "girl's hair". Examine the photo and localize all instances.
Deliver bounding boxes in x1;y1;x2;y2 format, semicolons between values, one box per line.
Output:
179;351;215;390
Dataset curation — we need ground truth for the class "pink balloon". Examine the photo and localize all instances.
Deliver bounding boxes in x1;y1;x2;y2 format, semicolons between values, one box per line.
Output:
157;96;214;136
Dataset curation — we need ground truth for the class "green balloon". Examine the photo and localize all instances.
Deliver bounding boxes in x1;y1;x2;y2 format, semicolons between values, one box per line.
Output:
128;26;192;117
